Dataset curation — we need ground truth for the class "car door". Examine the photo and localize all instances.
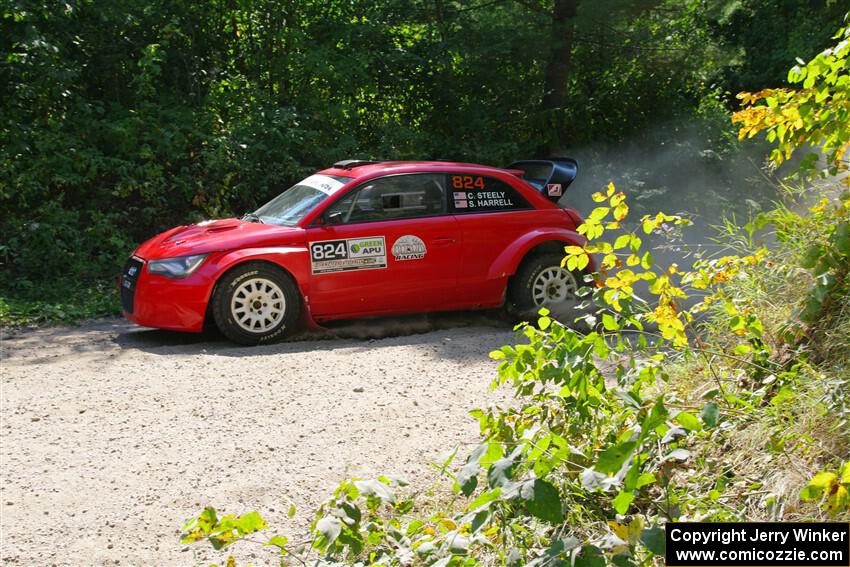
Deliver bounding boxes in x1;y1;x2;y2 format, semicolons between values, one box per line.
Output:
306;173;461;319
448;172;537;306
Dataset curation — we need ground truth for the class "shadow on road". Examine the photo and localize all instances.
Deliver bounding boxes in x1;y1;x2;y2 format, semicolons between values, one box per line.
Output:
113;309;518;358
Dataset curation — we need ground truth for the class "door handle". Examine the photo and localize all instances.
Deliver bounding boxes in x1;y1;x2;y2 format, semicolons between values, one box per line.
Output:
432;237;456;246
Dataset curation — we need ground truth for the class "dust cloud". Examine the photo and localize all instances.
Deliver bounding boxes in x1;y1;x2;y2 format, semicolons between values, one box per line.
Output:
294;310;509;341
558;120;786;280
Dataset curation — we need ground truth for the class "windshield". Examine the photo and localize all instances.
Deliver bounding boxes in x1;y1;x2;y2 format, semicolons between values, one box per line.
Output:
251;174;351;226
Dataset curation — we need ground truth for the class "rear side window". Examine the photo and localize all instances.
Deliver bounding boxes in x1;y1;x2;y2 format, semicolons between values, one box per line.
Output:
448;174;530;214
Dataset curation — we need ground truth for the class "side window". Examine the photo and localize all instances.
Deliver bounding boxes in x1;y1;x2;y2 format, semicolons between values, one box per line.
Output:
326;174;446;224
448;174;531;213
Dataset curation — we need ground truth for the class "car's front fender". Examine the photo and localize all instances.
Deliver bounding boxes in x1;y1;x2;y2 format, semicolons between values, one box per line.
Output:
205;247;317;325
207;246;312;300
487;228;590;280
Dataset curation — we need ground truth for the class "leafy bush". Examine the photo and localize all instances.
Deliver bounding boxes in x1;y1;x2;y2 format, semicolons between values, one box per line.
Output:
0;282;120;327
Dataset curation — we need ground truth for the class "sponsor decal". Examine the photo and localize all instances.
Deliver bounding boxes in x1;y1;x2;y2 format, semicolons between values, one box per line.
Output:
392;235;427;261
349;238;385;257
299;174;347;195
309;236;387;274
547;183;562;197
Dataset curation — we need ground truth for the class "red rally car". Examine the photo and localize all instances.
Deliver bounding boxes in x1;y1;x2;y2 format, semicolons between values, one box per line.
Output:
120;159;593;345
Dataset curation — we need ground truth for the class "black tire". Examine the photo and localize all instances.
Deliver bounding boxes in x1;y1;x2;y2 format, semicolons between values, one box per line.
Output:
507;252;583;321
211;262;301;346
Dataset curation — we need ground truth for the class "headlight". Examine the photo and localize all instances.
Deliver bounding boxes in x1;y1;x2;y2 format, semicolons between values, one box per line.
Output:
147;254;208;278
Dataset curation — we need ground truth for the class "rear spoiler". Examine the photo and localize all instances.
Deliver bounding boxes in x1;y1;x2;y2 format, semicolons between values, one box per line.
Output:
506;158;578;202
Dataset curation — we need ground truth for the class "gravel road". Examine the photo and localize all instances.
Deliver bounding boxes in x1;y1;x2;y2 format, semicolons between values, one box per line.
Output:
0;314;517;566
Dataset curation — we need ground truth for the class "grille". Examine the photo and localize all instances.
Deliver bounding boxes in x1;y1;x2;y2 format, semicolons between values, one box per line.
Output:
120;257;144;314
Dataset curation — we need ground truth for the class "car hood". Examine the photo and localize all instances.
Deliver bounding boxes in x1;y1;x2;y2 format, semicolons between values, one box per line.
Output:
134;218;306;260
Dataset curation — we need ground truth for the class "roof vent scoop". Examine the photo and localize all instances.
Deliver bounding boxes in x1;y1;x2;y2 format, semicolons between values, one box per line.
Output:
506;158;578;202
332;159;383;170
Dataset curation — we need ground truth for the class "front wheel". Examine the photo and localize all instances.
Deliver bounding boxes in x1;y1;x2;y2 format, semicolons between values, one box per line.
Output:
212;263;301;345
507;253;583;320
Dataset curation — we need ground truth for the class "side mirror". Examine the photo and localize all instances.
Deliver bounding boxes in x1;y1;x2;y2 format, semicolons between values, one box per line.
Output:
325;211;344;225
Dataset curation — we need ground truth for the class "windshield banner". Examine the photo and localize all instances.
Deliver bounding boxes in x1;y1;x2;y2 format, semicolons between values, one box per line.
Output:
299;174;346;195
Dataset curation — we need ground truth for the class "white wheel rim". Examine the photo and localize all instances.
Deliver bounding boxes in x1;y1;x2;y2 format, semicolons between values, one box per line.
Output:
532;266;578;307
230;277;286;333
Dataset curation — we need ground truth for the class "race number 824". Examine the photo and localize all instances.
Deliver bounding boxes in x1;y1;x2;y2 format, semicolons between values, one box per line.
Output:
451;175;485;190
310;240;347;260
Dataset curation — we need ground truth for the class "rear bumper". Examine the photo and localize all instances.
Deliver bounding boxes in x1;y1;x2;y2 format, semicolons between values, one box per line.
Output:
119;258;212;333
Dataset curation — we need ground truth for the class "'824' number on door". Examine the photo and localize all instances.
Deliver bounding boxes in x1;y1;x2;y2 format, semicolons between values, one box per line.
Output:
310;240;347;260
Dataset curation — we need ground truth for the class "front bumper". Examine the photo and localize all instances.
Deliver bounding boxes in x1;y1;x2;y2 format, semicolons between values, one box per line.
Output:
120;256;212;333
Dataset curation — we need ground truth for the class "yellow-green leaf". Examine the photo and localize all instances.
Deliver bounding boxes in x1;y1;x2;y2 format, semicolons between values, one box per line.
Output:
675;411;702;431
613;234;630;250
612;490;634;515
590;207;610;221
800;472;837;500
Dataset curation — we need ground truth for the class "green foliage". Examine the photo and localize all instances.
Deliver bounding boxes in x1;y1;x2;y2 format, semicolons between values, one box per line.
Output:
0;282;120;326
734;19;850;177
733;18;850;355
181;506;289;566
566;1;733;146
716;0;847;95
800;463;850;517
182;507;269;550
750;192;850;355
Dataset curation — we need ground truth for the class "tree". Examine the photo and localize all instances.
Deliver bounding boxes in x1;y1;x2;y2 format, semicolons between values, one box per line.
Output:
537;0;579;155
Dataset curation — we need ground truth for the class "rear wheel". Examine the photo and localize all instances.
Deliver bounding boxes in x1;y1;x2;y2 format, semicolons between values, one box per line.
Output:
508;253;582;320
212;263;300;345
